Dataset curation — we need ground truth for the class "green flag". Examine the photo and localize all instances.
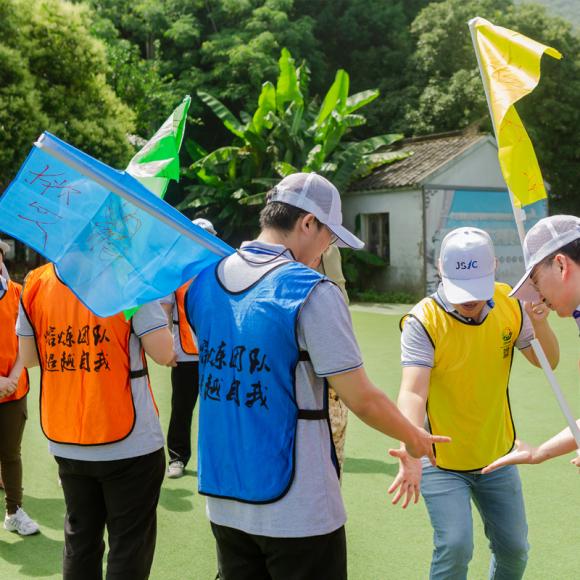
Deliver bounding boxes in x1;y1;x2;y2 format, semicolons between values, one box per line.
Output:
123;95;191;319
126;95;191;198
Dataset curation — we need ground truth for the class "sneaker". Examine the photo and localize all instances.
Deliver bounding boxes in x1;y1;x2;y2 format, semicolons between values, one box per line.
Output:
4;507;40;536
167;460;185;479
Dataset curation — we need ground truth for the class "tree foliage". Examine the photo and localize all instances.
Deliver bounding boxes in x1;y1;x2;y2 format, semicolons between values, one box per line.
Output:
82;0;324;143
179;49;407;243
292;0;430;136
0;0;135;188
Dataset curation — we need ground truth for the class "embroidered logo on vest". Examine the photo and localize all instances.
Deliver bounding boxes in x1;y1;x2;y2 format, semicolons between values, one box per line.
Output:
501;326;513;358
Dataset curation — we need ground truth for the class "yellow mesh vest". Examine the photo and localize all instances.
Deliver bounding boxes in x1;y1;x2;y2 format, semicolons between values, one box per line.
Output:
402;283;522;471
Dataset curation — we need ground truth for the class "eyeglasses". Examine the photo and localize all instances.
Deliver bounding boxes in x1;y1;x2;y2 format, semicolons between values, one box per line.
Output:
326;227;338;246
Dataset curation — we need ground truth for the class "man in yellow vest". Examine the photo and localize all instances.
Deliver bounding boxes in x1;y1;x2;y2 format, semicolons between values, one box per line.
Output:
483;215;580;474
161;218;217;479
16;262;175;579
390;227;559;580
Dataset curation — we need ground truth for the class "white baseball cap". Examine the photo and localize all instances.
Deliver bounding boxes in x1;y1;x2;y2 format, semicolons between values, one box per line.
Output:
192;218;217;236
439;227;496;303
269;173;364;249
510;215;580;302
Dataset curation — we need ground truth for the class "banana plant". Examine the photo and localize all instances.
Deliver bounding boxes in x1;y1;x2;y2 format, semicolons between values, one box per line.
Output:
179;48;411;242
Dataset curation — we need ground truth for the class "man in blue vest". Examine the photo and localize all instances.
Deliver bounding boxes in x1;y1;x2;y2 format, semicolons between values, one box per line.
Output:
187;172;450;580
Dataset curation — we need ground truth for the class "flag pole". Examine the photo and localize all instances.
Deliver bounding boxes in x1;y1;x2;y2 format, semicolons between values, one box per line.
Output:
468;17;580;453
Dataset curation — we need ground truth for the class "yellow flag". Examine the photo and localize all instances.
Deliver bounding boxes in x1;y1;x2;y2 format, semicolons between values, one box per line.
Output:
470;17;562;207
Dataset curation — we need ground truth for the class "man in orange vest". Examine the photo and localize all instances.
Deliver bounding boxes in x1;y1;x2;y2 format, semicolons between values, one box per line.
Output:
17;262;175;579
0;239;39;536
161;217;217;479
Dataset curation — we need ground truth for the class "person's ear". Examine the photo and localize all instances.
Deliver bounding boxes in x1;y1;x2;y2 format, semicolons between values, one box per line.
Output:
302;214;316;232
557;254;570;279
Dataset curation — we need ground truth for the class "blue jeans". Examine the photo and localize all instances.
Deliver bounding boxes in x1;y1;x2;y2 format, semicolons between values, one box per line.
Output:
421;463;529;580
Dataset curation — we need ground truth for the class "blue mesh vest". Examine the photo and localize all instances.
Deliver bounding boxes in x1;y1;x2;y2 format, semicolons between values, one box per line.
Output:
187;258;335;503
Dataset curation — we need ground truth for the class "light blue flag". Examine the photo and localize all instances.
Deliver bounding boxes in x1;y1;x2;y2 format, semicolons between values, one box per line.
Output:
0;132;233;317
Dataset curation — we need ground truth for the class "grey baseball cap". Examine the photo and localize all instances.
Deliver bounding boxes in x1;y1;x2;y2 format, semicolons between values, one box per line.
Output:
511;215;580;301
269;173;364;250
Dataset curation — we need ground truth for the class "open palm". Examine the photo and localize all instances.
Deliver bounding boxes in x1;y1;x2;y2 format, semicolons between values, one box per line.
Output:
481;440;536;474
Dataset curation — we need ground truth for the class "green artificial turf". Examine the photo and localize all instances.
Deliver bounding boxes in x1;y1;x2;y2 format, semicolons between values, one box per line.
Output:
0;308;577;579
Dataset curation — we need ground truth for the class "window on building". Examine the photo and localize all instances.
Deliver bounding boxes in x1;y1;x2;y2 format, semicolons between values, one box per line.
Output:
364;213;390;264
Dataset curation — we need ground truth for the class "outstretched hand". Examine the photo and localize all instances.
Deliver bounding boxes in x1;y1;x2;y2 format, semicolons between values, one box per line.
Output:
481;440;536;474
387;448;422;509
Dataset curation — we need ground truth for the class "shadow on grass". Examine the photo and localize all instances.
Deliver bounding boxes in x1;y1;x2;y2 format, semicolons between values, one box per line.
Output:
0;532;63;577
159;486;194;512
343;458;398;476
20;495;65;532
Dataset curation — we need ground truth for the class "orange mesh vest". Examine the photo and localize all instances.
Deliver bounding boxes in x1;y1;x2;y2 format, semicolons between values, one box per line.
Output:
175;282;198;355
21;264;140;445
0;280;29;403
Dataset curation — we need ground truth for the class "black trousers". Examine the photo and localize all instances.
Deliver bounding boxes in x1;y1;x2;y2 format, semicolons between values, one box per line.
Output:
55;448;165;580
211;522;347;580
0;396;27;514
167;361;199;466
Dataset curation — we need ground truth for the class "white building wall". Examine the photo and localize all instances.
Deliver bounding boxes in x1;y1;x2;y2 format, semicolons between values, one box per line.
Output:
342;190;424;295
426;139;506;189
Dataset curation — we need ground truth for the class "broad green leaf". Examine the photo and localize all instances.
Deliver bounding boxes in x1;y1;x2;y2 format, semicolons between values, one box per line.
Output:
197;90;244;138
231;188;247;200
194;146;240;170
239;191;267;206
251;177;279;188
276;48;303;114
176;184;219;210
274;162;298;177
184;137;207;163
290;104;304;136
315;69;349;128
320;162;337;173
343;114;367;128
252;81;276;134
346;90;379;114
243;130;267;154
304;144;325;172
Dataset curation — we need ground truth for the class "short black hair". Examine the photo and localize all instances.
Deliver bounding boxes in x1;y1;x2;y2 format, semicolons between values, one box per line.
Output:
539;238;580;267
259;190;322;232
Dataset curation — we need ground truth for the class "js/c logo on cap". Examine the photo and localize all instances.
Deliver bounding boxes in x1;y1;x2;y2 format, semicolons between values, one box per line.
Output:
455;260;478;270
